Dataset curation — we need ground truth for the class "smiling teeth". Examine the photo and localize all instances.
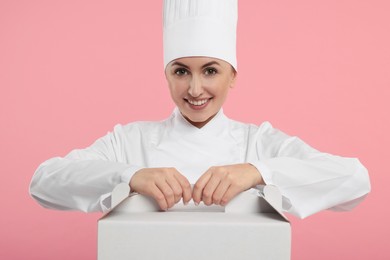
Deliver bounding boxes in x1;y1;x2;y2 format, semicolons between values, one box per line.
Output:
188;99;208;106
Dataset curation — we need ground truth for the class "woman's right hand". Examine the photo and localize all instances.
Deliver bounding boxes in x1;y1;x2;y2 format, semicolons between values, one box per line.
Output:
129;168;192;211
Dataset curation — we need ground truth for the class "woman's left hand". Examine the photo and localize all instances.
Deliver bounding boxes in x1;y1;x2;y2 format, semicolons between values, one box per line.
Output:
192;163;264;206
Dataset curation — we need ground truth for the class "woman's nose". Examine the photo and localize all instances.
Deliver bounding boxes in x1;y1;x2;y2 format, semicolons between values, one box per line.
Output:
188;76;203;97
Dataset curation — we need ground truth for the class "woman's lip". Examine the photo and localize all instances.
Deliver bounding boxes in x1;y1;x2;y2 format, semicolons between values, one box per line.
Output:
185;98;212;110
186;98;211;105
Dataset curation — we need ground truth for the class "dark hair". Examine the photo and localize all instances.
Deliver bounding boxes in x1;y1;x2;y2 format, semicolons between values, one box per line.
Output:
231;65;237;74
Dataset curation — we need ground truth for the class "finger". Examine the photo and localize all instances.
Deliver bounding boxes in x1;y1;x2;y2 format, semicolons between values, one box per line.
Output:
192;171;212;205
211;179;231;205
166;174;183;204
220;185;242;206
201;174;222;206
155;180;175;209
173;173;192;204
149;183;168;211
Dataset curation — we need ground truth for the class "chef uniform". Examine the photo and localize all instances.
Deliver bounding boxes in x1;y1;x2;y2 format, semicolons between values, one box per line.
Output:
29;0;370;219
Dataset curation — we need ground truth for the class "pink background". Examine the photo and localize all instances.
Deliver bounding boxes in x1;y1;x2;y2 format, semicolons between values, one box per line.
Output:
1;0;389;259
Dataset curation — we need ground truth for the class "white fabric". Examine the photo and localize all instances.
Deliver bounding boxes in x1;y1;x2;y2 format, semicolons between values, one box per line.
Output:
29;108;370;218
163;0;238;69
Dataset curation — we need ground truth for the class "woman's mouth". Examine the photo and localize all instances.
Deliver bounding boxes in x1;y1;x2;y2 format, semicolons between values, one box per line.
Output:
185;98;212;110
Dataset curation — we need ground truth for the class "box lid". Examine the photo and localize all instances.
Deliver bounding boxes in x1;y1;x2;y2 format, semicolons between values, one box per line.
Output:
104;183;288;221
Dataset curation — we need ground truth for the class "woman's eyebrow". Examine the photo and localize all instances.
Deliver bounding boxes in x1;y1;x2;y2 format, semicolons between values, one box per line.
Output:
202;61;220;68
171;61;221;68
171;61;189;68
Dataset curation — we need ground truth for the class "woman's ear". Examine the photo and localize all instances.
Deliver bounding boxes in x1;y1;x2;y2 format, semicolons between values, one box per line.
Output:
230;70;237;88
164;66;169;79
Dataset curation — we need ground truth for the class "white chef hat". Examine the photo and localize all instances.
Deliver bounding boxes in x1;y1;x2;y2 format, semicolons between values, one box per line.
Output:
163;0;238;70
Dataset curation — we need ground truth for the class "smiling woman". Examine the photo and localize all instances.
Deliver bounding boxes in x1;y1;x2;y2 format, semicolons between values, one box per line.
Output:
29;0;370;218
165;57;236;128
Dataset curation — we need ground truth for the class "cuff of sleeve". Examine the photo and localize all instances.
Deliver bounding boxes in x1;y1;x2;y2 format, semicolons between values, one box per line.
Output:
100;192;112;213
120;165;144;186
249;161;274;186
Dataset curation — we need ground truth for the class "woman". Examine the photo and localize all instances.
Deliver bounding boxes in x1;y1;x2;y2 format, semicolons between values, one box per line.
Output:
29;0;370;218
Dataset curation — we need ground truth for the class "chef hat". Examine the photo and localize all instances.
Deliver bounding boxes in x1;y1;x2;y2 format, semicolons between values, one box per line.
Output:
163;0;238;70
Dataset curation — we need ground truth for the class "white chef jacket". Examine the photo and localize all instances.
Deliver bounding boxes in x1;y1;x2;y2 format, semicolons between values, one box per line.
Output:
29;108;370;218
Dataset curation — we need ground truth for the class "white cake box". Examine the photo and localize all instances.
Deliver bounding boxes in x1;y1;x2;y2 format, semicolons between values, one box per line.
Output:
98;184;291;260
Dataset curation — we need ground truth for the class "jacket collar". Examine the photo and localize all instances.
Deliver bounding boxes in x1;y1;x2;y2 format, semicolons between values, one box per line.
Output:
171;107;230;137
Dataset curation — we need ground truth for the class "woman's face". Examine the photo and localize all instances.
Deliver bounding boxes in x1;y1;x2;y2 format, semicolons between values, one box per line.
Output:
165;57;237;128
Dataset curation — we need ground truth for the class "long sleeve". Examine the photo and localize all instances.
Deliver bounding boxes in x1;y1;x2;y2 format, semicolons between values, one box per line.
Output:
249;122;371;219
29;125;143;212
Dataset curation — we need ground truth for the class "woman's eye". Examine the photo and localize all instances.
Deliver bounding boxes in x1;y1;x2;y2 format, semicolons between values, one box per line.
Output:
204;68;217;75
174;68;188;76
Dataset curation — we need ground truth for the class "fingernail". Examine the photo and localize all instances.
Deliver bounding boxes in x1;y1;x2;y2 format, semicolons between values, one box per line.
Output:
184;201;189;205
195;202;199;206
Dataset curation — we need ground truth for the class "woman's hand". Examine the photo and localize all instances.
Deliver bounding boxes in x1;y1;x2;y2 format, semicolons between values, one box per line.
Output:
192;163;264;206
129;167;192;211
